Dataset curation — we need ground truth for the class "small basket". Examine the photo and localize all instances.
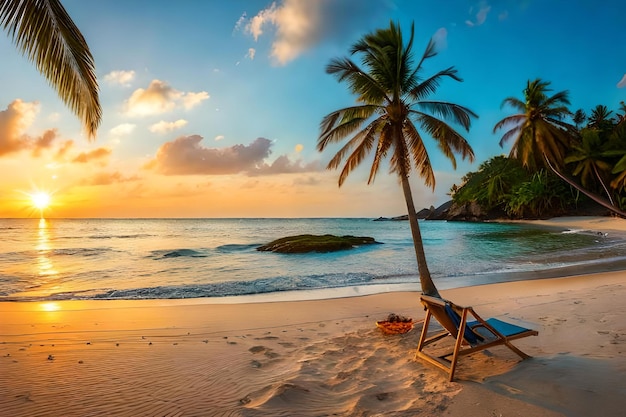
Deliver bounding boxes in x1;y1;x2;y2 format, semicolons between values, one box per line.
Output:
376;320;414;335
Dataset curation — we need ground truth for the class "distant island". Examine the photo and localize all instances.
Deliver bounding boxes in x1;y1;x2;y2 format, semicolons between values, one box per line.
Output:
257;234;380;253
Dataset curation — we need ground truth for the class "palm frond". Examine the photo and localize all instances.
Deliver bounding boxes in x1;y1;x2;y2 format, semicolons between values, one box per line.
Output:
318;105;379;150
367;123;394;184
402;122;434;188
416;113;475;167
409;67;461;101
1;0;101;138
335;122;381;187
413;101;477;131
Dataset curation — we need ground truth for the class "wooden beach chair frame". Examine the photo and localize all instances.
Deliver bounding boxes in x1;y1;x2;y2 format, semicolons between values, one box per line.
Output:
415;295;538;382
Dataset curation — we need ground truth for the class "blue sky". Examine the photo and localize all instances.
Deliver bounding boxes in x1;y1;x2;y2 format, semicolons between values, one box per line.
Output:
1;0;625;218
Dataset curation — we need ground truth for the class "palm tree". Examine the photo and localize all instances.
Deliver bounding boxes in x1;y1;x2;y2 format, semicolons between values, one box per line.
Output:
1;0;100;138
494;80;626;217
587;105;614;131
573;109;586;130
493;78;574;170
564;129;615;205
317;21;477;297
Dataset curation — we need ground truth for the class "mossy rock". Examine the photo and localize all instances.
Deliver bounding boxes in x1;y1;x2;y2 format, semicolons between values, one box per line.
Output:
257;234;380;253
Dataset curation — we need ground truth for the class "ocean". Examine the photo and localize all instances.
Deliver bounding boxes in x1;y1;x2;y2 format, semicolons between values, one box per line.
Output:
2;217;626;303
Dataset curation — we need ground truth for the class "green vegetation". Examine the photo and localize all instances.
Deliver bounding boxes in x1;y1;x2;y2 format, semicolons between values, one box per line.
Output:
257;234;379;253
454;85;626;218
318;21;477;297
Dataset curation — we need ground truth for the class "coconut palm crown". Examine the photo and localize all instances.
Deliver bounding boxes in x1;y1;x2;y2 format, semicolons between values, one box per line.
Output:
1;0;101;138
317;21;477;297
494;78;574;170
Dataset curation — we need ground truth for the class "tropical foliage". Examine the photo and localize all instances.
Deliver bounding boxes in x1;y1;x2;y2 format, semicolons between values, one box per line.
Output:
1;0;100;138
318;21;477;297
454;79;626;218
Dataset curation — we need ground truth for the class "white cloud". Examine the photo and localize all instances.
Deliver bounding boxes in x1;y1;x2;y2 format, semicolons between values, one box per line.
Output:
466;3;491;27
618;74;626;88
215;135;225;141
123;80;209;117
110;123;136;136
149;119;188;134
246;0;388;65
247;48;256;60
432;27;448;51
181;91;210;110
104;70;136;87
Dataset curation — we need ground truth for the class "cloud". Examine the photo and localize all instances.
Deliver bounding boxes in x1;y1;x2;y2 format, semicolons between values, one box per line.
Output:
247;48;256;60
123;80;209;117
234;12;247;32
498;11;509;21
55;140;74;160
0;99;39;156
104;70;136;87
181;91;210;110
246;0;388;65
432;27;448;51
618;74;626;88
31;129;58;157
110;123;136;136
249;154;321;176
215;135;225;141
145;135;320;176
72;148;112;164
80;171;139;186
466;3;491;27
149;119;188;134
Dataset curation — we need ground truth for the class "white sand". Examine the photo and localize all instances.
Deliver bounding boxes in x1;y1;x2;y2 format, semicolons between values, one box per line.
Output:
1;216;625;416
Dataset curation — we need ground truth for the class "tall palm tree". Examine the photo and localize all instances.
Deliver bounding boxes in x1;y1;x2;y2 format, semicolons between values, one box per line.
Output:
318;21;477;297
1;0;100;138
493;78;574;170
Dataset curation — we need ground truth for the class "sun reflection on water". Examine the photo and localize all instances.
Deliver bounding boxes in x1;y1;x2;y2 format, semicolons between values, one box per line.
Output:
36;218;57;276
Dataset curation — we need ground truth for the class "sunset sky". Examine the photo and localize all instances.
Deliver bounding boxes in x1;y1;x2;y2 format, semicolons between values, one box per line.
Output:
1;0;625;218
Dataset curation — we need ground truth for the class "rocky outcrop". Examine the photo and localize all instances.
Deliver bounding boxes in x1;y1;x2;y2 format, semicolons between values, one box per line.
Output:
257;234;381;253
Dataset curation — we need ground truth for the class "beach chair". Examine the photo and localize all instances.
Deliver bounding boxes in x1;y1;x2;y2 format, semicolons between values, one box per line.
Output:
415;294;538;381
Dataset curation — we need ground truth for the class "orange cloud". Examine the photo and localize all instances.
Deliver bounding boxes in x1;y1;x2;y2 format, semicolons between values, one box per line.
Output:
31;129;58;157
0;99;39;156
72;148;112;163
80;171;139;186
145;135;320;176
124;80;209;117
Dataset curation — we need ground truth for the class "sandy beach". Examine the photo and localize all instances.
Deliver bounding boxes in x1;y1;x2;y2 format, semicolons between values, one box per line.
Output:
1;217;626;416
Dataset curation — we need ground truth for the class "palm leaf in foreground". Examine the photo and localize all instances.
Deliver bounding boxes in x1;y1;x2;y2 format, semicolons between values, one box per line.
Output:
1;0;100;138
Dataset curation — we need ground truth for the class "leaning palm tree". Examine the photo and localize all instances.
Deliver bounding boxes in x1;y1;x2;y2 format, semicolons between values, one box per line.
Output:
494;78;574;170
564;129;615;206
318;21;477;297
495;80;626;217
1;0;100;138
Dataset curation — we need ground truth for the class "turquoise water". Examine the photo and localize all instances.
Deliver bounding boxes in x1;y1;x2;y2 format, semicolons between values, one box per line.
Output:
1;218;625;302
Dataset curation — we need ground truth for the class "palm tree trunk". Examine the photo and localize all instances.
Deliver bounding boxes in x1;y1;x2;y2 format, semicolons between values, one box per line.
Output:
399;173;441;298
544;156;626;218
592;164;615;206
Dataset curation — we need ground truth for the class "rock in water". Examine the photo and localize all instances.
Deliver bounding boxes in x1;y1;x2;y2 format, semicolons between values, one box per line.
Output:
256;234;380;253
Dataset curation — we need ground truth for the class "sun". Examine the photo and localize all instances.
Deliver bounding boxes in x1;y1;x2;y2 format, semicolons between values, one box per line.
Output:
31;192;52;210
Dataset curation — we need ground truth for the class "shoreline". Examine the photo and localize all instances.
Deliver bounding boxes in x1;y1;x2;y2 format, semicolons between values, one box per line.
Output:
2;271;625;416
